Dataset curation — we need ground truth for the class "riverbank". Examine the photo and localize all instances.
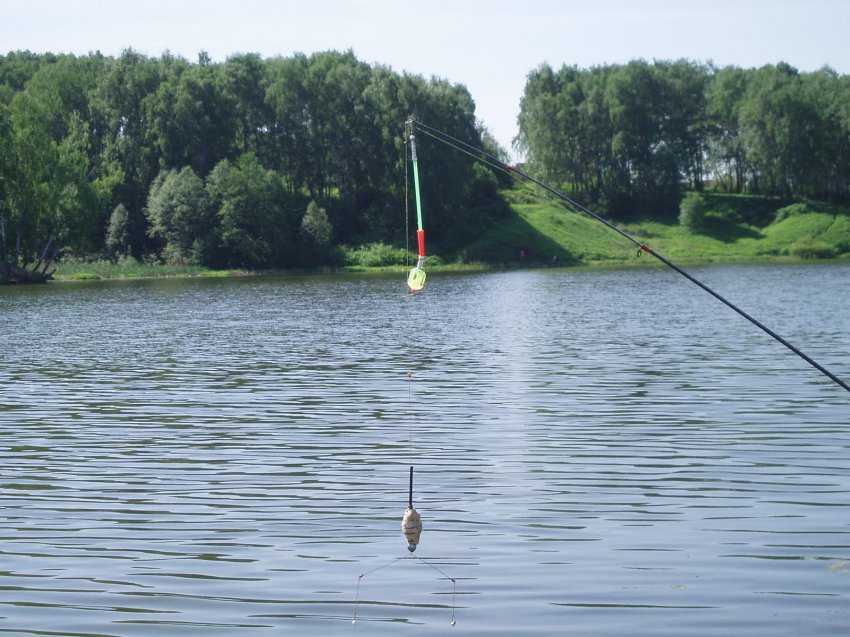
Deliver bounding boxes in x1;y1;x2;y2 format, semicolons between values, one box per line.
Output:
47;190;850;282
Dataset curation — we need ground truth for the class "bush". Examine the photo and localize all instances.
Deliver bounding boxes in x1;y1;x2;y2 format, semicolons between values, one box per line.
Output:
679;192;709;232
341;243;410;267
790;243;836;259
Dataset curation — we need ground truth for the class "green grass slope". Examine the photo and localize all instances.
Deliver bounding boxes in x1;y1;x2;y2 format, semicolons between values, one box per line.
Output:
466;188;850;266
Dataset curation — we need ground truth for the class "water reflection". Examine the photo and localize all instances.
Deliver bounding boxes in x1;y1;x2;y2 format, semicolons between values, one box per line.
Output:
1;264;849;635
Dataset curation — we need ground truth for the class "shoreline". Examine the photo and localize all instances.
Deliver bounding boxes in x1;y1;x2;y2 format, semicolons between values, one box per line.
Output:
41;253;849;285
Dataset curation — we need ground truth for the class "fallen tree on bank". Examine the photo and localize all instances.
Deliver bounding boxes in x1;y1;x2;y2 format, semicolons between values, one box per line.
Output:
0;208;60;284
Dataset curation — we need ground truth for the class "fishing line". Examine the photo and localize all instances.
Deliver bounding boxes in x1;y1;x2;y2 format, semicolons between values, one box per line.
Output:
407;371;413;462
413;553;458;627
352;554;457;626
352;556;403;624
407;119;850;394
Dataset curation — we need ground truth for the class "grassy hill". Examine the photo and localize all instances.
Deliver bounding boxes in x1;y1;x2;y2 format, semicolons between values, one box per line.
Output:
462;188;850;267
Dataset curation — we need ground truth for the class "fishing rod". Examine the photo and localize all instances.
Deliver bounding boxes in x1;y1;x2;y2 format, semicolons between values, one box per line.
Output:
407;118;850;395
406;125;427;293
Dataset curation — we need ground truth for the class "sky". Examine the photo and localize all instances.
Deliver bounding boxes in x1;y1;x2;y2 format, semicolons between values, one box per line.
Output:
4;0;850;159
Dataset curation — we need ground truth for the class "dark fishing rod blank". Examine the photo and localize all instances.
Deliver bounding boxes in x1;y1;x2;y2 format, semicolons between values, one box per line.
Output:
407;118;850;395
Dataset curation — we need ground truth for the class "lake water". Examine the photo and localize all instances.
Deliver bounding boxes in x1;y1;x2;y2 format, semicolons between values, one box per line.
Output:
1;263;849;636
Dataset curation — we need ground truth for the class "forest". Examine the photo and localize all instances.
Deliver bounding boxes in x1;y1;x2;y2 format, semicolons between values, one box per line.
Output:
516;59;850;218
0;49;507;281
1;50;848;282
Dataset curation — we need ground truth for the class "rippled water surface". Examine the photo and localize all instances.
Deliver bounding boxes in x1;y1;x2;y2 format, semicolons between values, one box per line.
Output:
1;263;849;636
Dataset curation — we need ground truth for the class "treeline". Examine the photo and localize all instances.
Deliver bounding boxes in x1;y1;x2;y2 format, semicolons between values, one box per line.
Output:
3;52;849;282
0;49;506;280
516;60;850;218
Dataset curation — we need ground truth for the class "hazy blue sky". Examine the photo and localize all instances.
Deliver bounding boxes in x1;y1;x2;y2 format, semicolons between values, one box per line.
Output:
4;0;849;158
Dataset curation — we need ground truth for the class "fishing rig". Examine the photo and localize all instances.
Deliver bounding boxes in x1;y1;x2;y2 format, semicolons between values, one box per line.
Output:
354;116;847;625
403;118;850;395
352;123;461;627
351;368;457;626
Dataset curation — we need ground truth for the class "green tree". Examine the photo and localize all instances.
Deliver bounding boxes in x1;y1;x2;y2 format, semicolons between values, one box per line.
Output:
516;63;572;185
576;66;616;200
301;201;332;246
2;60;120;281
297;200;333;266
105;203;132;258
405;77;483;250
95;49;167;258
0;100;12;280
706;65;749;193
738;63;793;197
147;54;236;176
656;59;710;191
798;67;848;201
206;153;295;268
737;63;827;199
223;53;271;158
519;61;698;217
302;51;371;202
0;51;56;92
604;60;687;217
264;54;311;192
146;166;211;263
